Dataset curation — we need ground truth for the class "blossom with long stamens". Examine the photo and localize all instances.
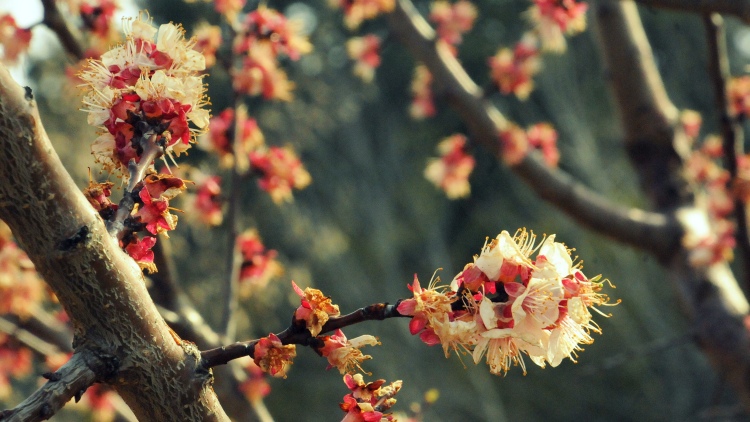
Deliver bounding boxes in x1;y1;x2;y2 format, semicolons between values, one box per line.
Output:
318;329;380;375
79;13;209;179
404;229;615;375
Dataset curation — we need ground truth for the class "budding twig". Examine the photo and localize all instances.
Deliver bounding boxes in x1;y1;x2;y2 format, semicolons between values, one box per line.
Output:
200;302;410;369
106;132;162;239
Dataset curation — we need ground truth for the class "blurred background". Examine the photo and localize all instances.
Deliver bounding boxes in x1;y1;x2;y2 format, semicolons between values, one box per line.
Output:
4;0;750;420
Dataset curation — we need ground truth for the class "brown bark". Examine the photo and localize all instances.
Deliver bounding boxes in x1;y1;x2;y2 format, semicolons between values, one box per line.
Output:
0;63;227;420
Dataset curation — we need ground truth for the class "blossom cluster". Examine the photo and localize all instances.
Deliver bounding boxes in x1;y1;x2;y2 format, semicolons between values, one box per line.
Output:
231;5;312;101
728;76;750;119
499;122;560;167
528;0;588;52
429;0;477;55
0;14;32;64
346;35;382;83
680;111;736;266
0;334;32;400
78;15;209;270
330;0;395;30
410;65;436;120
488;34;540;100
80;14;208;176
340;373;402;422
489;0;588;100
424;134;475;199
398;229;614;375
236;229;283;296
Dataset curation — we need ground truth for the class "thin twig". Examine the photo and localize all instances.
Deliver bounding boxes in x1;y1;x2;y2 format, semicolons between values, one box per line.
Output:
201;303;409;368
703;13;750;291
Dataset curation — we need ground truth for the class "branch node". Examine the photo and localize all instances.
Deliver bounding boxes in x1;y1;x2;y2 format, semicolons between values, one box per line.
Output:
41;371;62;382
23;86;33;101
57;225;90;251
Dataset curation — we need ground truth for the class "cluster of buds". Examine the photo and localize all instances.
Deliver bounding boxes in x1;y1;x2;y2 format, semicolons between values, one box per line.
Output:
499;122;560;166
340;373;402;422
346;35;382;83
0;222;43;317
489;34;540;101
330;0;396;30
424;134;475;199
201;106;264;170
0;14;32;64
231;5;312;101
398;229;614;375
236;230;283;297
527;0;588;53
84;174;186;272
680;111;736;266
429;0;477;55
249;146;312;204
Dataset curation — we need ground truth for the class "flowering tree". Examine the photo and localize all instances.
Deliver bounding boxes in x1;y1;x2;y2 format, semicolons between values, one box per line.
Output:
2;0;750;421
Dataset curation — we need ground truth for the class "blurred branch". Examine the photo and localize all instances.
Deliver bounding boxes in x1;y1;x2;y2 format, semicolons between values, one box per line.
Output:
384;0;679;258
0;315;65;357
0;352;100;422
2;309;73;353
629;0;750;23
201;302;409;368
40;0;85;60
703;13;750;290
593;0;750;410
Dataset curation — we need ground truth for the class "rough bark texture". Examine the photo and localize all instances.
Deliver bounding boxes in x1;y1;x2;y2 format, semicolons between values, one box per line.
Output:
0;64;228;420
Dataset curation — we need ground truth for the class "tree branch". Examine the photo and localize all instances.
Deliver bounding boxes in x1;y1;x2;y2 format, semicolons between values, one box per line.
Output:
40;0;85;60
703;13;750;290
630;0;750;23
0;63;228;420
1;351;101;422
593;0;750;410
384;0;678;258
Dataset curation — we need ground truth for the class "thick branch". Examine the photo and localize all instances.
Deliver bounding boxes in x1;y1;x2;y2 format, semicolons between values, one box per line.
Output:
201;303;408;369
385;0;678;257
630;0;750;23
1;352;100;422
40;0;85;60
0;64;227;420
